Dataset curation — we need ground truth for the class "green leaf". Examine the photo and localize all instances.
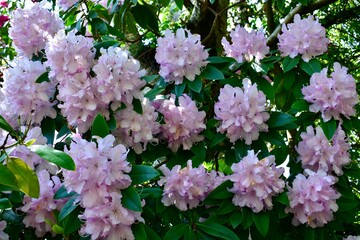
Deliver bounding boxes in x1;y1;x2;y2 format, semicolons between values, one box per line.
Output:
131;3;159;32
261;130;286;147
0;198;12;209
207;56;235;64
93;40;120;57
252;211;269;237
58;195;79;221
282;56;300;72
52;224;64;235
133;223;147;240
205;180;233;201
230;211;242;228
209;132;227;148
216;199;237;215
0;114;15;133
7;157;39;198
29;145;75;171
201;65;224;80
91;113;110;138
164;223;187;240
60;206;82;235
267;112;297;128
174;0;183;9
0;164;19;190
234;140;250;161
290;100;309;112
257;78;275;103
35;71;50;83
320;118;337;141
187;76;202;93
300;59;321;75
143;224;161;240
129;165;159;185
174;82;186;97
138;187;162;198
197;222;240;240
122;186;142;212
191;141;206;166
132;98;143;114
92;18;108;35
276;192;289;206
54;186;77;199
242;207;253;229
41;117;56;145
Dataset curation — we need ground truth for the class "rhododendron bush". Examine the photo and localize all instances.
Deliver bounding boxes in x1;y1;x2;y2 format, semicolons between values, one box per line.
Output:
0;0;359;239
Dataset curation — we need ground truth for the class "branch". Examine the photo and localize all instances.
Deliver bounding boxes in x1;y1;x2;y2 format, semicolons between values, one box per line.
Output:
263;0;276;35
266;0;338;47
321;5;360;28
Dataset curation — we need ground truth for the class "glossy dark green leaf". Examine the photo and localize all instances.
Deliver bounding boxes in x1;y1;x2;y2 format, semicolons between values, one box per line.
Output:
60;204;82;235
58;195;79;221
29;145;75;170
164;223;188;240
300;59;321;75
129;165;159;185
291;100;309;112
8;157;39;198
132;98;143;115
131;3;159;32
41;117;55;145
143;224;161;240
234;140;250;161
174;0;183;9
207;56;236;64
93;40;120;57
205;180;233;201
187;76;202;93
133;223;147;240
267;112;297;128
261;130;286;147
54;185;77;199
91;113;110;138
0;114;15;133
257;77;275;102
197;222;240;240
0;198;12;209
174;82;186;97
253;211;269;237
122;186;142;212
201;65;224;80
209;132;227;148
230;211;242;228
242;207;253;229
320;118;337;140
282;56;300;72
138;187;162;198
191;141;206;166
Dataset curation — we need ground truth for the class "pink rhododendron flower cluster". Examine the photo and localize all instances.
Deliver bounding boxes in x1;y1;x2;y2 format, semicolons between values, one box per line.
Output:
113;97;160;154
286;170;340;228
63;134;142;240
221;25;269;63
9;1;63;56
46;30;107;132
0;15;9;28
155;94;206;152
296;126;350;175
278;14;329;62
0;221;8;240
302;62;358;121
228;150;285;213
21;170;65;237
214;79;270;145
155;28;209;84
93;47;146;110
158;160;226;211
57;0;78;11
1;58;57;125
0;0;8;8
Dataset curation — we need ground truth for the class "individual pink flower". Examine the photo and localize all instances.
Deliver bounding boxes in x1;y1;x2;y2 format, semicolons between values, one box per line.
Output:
228;150;285;213
158;160;226;211
0;221;9;240
57;0;78;11
21;170;65;237
0;15;9;28
93;47;146;110
214;79;270;145
113;97;160;154
0;0;8;8
155;94;206;152
286;170;340;228
278;14;329;62
302;62;358;122
222;25;269;63
1;58;57;125
155;28;208;84
296;125;350;176
9;1;63;56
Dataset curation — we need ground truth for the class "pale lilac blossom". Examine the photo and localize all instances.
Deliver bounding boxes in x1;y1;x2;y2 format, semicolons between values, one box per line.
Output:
155;28;208;84
1;58;57;125
93;47;146;110
222;25;269;63
57;0;78;11
228;150;285;213
9;1;63;56
21;170;64;237
302;62;358;121
296;126;350;175
214;79;270;145
155;94;206;152
113;97;160;154
278;14;329;62
286;170;340;228
158;160;226;211
0;221;9;240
